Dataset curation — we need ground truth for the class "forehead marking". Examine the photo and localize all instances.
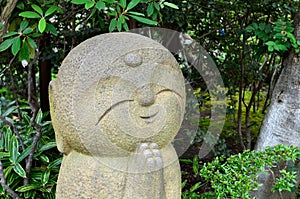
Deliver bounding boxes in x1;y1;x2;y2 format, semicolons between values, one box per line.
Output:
124;53;143;67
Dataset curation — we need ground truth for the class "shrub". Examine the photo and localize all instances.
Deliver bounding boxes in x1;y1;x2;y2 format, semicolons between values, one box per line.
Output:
200;144;300;199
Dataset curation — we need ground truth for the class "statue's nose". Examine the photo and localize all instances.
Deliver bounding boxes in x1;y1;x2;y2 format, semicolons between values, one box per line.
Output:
136;85;155;106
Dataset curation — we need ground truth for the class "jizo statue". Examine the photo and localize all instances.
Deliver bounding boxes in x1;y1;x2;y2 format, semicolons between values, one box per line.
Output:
49;32;186;199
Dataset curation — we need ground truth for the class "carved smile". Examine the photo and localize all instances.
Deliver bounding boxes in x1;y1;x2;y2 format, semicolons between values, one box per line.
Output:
140;111;159;123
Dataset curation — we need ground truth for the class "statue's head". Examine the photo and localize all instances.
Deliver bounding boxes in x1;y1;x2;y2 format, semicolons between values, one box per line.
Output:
49;32;186;156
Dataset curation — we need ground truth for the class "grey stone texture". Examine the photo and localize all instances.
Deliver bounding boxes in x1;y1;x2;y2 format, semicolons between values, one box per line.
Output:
49;32;186;199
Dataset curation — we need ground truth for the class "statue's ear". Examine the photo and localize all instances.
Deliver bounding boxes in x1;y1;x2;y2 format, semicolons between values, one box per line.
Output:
49;80;71;155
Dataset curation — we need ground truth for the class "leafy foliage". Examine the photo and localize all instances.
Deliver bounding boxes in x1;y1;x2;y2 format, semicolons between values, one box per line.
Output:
246;19;299;53
0;90;61;198
0;0;177;63
200;145;300;198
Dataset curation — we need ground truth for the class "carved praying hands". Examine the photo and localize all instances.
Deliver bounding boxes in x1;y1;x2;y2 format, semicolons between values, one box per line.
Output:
124;143;166;199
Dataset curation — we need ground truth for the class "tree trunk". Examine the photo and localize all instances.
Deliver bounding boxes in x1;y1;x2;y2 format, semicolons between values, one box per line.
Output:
253;4;300;198
0;0;18;38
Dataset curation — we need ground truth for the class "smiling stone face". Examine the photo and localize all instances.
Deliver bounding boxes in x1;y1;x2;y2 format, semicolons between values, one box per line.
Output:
50;32;185;157
93;49;185;154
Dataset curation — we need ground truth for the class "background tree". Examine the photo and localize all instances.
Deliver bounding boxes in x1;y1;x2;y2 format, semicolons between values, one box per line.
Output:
254;4;300;199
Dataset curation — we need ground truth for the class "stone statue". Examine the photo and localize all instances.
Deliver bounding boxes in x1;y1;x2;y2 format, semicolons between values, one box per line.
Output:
49;32;185;199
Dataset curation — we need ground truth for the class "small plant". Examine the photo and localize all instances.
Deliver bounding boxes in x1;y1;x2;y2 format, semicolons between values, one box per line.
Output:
271;169;297;193
0;95;61;198
181;156;217;199
199;144;300;199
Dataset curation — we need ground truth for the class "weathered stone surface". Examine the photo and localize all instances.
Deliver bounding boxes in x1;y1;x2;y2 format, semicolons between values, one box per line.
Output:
49;32;185;198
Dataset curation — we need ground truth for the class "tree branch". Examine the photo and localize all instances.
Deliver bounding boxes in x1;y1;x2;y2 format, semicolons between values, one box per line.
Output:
24;128;41;185
0;0;18;37
24;50;42;185
27;51;41;123
8;56;22;120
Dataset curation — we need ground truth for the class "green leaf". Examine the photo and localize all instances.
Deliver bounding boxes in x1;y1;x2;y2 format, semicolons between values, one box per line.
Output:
277;44;288;51
109;18;118;32
39;142;57;152
29;47;35;61
27;37;37;49
19;11;41;18
107;10;117;16
0;38;15;52
190;182;201;192
274;21;283;27
4;127;12;151
286;27;294;33
153;2;159;11
180;159;193;163
4;166;13;179
147;3;154;16
245;25;254;33
0;22;3;30
11;37;21;56
45;6;58;17
17;146;31;163
23;28;33;34
48;158;62;169
31;32;42;38
119;15;125;23
274;26;282;32
181;179;187;189
163;2;179;9
45;23;57;36
41;169;50;185
120;0;126;8
128;11;144;16
85;1;95;9
38;18;46;33
31;4;43;16
95;1;106;11
287;32;296;43
0;152;9;157
265;41;275;46
0;133;4;151
16;2;25;10
129;15;157;25
259;22;265;31
39;154;49;163
19;40;30;61
2;32;18;38
192;155;199;175
16;184;40;192
20;20;29;31
9;135;19;163
14;163;26;178
127;0;140;10
268;45;274;52
71;0;88;5
123;22;129;31
252;22;258;29
117;20;122;31
34;109;43;125
103;0;115;3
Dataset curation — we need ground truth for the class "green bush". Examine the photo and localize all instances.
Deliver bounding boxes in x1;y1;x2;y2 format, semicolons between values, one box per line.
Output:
200;144;300;199
0;95;61;198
